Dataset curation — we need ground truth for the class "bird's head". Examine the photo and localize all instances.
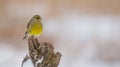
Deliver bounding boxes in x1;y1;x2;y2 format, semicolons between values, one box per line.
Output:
33;15;42;20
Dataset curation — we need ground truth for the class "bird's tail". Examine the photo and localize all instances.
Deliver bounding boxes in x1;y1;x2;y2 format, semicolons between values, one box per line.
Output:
23;32;28;39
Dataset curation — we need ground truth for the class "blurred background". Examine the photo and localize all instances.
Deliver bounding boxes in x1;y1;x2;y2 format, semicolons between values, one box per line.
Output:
0;0;120;67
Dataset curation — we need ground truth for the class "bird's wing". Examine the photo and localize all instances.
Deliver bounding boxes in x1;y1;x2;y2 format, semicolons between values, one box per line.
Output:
27;19;32;29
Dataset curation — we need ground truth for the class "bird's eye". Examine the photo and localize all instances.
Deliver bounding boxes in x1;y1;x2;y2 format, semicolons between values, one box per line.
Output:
36;17;40;19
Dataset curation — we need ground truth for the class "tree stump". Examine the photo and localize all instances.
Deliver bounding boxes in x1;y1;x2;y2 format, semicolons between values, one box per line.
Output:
21;36;62;67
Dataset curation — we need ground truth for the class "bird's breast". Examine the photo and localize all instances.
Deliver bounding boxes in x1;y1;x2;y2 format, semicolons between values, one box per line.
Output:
28;21;43;36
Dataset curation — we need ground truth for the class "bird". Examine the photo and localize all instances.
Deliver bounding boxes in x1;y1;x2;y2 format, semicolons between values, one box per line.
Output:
23;15;43;39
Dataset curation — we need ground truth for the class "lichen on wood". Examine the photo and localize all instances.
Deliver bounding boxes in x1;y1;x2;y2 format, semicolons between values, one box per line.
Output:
21;36;62;67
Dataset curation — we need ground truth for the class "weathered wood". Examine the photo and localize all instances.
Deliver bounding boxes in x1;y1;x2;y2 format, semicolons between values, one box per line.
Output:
21;36;62;67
